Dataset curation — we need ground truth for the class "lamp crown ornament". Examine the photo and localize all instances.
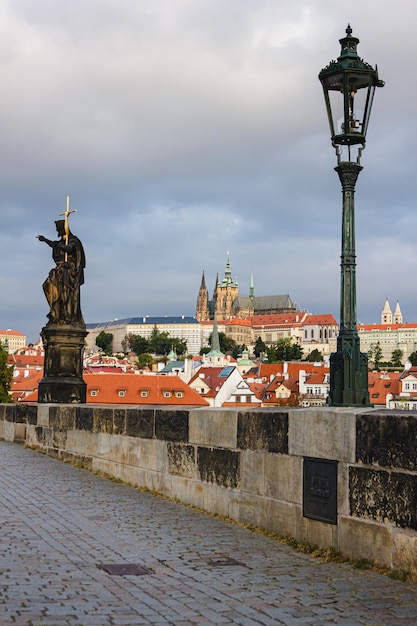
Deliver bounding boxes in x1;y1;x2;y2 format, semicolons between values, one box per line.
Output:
319;25;384;154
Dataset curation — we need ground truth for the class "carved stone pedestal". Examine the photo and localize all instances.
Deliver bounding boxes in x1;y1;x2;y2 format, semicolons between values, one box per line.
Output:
38;323;87;404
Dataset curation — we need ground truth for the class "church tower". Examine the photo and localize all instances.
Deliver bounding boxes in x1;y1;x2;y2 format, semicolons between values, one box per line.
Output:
381;298;392;325
215;253;239;321
195;271;210;321
394;301;403;324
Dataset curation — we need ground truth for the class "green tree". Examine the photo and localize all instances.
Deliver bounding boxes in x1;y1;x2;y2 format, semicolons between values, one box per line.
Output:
266;345;278;363
170;338;188;356
0;342;13;403
148;325;171;355
96;331;113;355
391;349;404;368
273;338;303;362
136;353;153;369
126;334;149;355
408;351;417;366
254;336;266;358
305;348;324;362
371;342;383;371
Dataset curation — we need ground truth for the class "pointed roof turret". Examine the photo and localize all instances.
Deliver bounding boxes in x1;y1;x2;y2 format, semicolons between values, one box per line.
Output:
208;311;223;355
381;298;392;325
200;271;207;290
221;252;236;287
394;301;403;324
249;272;255;299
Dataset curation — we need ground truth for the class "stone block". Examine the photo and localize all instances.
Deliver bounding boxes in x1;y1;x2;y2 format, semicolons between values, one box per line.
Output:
289;407;356;462
155;409;189;442
197;446;240;488
258;498;298;538
338;516;392;567
93;408;113;433
37;404;50;426
356;412;417;470
350;466;417;530
15;403;37;425
392;529;417;574
264;454;302;504
203;481;231;517
228;492;261;528
189;409;238;448
4;421;15;441
167;443;196;478
171;476;205;510
302;515;338;548
113;409;126;435
237;410;288;453
4;403;16;422
125;408;154;438
127;438;167;473
337;462;350;517
241;451;264;496
14;423;26;441
76;407;94;430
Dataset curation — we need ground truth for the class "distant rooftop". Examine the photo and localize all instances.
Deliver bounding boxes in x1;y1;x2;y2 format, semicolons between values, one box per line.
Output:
86;316;199;329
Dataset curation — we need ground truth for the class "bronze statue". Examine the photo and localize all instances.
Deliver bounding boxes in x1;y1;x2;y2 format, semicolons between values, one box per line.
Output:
37;201;85;325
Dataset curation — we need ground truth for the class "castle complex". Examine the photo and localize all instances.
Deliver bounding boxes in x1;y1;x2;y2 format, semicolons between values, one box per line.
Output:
195;254;297;321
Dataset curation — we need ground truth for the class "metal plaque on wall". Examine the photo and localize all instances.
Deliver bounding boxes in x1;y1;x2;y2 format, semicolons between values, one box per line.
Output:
303;457;338;525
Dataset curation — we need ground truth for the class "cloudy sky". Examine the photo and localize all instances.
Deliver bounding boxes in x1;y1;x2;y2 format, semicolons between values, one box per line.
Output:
0;0;415;343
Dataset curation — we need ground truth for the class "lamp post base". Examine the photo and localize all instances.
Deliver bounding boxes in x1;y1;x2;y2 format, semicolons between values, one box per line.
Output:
328;332;370;407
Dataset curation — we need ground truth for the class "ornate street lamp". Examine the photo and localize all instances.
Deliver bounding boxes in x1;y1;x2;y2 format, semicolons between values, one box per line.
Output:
319;25;384;406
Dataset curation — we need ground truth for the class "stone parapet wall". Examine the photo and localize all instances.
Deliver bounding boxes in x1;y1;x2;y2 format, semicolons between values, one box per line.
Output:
1;403;416;574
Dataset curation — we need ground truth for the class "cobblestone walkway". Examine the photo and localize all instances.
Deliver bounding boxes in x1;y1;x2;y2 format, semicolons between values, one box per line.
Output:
0;441;416;626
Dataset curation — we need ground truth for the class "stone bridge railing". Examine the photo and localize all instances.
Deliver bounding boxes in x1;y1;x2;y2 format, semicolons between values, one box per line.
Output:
1;403;416;574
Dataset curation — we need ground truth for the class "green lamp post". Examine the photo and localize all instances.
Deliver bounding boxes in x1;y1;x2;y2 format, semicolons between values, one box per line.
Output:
319;25;384;406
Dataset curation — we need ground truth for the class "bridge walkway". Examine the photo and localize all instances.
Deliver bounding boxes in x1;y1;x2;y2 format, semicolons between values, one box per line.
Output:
0;441;416;625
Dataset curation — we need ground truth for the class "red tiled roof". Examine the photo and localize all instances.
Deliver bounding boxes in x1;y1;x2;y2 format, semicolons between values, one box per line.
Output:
224;318;252;327
250;313;307;327
368;372;401;405
21;373;209;406
303;314;338;325
358;323;417;331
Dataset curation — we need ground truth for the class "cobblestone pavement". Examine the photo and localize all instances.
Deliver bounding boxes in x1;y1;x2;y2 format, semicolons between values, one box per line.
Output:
0;442;416;626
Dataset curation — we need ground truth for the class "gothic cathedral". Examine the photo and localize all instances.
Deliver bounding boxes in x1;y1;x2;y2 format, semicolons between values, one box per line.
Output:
196;254;297;322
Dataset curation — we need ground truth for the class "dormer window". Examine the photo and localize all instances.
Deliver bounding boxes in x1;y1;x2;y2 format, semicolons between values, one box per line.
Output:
140;390;149;398
90;389;99;397
118;390;126;397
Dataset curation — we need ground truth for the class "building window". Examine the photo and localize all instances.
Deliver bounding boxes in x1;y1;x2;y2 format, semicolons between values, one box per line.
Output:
163;391;172;398
175;391;183;398
118;390;126;397
90;390;99;397
140;391;149;398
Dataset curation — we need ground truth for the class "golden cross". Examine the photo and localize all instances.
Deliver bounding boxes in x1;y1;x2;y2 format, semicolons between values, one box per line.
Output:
59;195;77;260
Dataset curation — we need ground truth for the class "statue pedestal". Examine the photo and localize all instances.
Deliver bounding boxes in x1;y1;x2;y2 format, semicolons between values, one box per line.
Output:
38;323;87;404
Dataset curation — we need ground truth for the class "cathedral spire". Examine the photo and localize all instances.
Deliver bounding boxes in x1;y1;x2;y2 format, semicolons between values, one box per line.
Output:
249;272;254;299
195;270;210;321
221;252;235;287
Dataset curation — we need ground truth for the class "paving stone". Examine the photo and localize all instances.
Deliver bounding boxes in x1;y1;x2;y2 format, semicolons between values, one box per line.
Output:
0;441;416;626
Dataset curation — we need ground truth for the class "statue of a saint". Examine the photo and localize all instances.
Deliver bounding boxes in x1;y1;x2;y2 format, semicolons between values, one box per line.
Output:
37;215;86;325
